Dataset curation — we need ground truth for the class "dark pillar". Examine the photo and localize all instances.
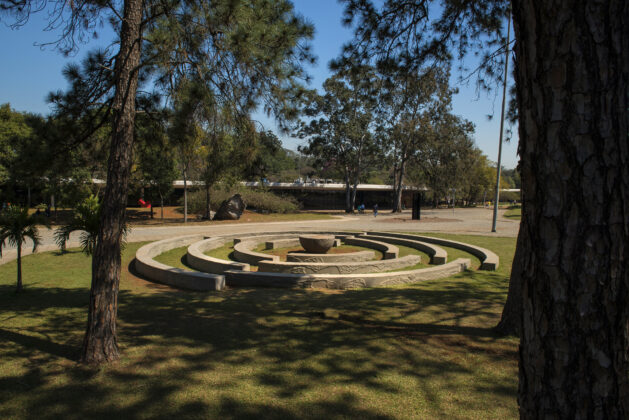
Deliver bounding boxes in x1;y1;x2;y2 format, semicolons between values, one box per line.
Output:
412;192;421;220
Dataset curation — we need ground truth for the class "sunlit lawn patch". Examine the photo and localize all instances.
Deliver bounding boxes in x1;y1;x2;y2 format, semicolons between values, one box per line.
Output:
0;234;518;419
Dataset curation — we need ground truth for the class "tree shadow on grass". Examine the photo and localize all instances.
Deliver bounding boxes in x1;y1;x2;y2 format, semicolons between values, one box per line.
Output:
0;270;517;419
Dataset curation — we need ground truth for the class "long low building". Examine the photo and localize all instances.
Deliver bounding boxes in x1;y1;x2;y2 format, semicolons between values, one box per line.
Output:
87;178;421;209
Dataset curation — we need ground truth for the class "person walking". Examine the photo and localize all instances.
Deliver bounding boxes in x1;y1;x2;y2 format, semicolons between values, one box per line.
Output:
373;203;378;217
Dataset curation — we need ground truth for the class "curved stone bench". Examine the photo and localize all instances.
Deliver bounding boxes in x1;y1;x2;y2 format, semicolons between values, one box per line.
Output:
135;235;225;291
264;237;342;250
233;240;280;265
257;254;420;274
343;236;398;259
286;250;375;263
187;238;250;274
265;238;301;249
361;234;447;265
231;231;356;245
366;232;499;270
231;232;353;264
225;258;470;289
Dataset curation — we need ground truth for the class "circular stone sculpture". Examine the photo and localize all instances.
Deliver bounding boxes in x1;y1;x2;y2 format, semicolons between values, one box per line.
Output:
299;234;336;254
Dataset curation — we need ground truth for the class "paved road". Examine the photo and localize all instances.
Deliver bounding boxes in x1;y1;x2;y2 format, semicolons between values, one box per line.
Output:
0;207;519;265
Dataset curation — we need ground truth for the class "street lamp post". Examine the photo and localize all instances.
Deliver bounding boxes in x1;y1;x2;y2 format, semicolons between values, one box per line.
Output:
491;9;511;233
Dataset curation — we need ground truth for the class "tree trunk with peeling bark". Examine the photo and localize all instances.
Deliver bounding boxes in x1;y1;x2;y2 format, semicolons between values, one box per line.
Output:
513;0;629;416
392;160;406;213
80;0;143;364
344;170;352;213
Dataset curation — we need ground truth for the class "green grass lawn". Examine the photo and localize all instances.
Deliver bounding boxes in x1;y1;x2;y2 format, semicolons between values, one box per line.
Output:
503;206;521;220
153;246;194;270
0;234;518;419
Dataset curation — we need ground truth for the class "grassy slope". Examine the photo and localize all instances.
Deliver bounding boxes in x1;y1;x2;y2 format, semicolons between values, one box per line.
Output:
503;207;522;220
153;246;193;270
0;234;517;419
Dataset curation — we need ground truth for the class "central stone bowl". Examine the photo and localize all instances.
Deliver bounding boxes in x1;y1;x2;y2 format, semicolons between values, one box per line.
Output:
299;234;336;254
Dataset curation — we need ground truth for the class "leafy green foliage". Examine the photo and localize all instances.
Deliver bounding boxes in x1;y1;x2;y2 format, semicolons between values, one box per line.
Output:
182;186;299;215
135;113;178;215
0;104;31;185
407;113;478;205
245;131;297;181
298;63;380;211
341;0;510;90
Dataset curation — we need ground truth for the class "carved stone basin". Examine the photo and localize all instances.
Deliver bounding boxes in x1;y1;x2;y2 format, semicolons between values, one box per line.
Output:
299;235;336;254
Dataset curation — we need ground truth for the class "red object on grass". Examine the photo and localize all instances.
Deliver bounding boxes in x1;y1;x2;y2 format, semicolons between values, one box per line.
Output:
138;199;151;209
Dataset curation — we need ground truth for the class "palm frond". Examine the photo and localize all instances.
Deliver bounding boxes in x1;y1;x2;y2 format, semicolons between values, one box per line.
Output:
56;195;101;255
23;226;42;253
54;220;87;252
0;206;48;257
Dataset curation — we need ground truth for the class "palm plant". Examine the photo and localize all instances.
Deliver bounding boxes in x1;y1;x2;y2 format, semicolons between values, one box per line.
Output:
55;195;129;256
0;206;49;292
54;195;101;255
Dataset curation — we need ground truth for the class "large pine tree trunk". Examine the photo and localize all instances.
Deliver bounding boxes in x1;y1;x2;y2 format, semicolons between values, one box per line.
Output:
513;0;629;416
81;0;143;364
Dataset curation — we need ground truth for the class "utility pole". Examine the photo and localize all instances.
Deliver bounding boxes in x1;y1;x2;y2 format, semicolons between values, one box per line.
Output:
492;9;511;232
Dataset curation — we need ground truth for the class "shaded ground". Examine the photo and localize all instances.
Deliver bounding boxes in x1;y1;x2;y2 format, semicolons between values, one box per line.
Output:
0;234;518;419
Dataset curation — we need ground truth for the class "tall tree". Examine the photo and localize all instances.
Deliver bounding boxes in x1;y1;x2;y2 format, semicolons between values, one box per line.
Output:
299;64;379;212
376;67;455;212
407;113;475;207
136;112;177;220
199;111;256;220
342;0;629;416
245;130;296;182
2;0;314;364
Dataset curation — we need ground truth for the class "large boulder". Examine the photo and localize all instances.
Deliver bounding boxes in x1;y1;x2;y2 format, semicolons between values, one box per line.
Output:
213;194;246;220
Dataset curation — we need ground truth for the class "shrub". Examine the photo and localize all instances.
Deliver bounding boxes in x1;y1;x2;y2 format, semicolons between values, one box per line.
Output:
180;186;300;215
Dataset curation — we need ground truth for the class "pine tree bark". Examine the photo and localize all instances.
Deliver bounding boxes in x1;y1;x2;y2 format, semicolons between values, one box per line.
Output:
513;0;629;417
81;0;143;364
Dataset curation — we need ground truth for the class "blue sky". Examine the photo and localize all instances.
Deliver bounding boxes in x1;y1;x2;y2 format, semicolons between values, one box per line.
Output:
0;0;518;169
